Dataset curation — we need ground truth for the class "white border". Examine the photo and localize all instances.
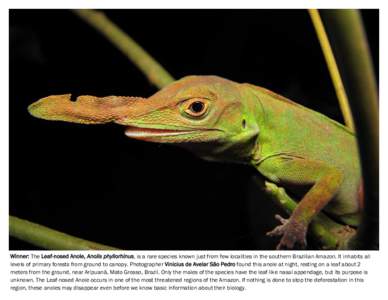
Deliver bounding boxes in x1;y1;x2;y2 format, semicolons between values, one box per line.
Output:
2;1;387;300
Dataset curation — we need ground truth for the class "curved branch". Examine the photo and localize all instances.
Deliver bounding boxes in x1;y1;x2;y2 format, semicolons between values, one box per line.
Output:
320;10;379;249
10;216;119;250
73;9;175;89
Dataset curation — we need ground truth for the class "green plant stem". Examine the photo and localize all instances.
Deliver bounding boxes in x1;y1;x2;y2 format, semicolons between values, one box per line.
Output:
73;9;175;89
9;216;119;250
320;10;379;249
308;9;355;131
264;181;355;249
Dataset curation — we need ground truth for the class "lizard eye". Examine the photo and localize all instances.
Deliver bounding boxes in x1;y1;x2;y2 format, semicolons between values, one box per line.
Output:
183;99;209;118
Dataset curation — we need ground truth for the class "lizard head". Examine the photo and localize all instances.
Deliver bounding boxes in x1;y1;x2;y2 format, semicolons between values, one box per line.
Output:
28;75;259;163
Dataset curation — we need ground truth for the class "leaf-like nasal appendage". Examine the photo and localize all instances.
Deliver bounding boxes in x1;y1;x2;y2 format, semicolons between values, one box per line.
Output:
28;94;145;124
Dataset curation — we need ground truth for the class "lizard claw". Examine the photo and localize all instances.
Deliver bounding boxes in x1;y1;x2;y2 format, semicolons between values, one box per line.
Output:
274;214;288;225
266;215;308;250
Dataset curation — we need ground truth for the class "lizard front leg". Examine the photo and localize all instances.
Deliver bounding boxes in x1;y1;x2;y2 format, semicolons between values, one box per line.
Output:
252;178;356;249
257;156;344;249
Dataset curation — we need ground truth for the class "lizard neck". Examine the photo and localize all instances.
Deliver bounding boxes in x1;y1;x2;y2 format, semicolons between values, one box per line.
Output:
240;83;267;166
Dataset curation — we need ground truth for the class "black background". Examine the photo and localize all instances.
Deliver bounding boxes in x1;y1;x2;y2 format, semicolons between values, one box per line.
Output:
10;10;378;250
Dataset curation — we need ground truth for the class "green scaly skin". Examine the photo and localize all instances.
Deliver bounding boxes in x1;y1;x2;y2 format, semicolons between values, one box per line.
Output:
28;75;362;249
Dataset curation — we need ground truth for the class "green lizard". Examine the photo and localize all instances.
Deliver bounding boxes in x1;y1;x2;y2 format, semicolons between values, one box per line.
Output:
28;75;363;249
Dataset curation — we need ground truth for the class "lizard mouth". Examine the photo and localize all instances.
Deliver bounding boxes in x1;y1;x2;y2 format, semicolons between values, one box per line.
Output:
124;125;198;139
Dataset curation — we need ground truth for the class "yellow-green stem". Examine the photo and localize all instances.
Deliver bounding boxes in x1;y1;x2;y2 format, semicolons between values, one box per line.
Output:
73;9;175;89
309;9;355;131
10;216;119;250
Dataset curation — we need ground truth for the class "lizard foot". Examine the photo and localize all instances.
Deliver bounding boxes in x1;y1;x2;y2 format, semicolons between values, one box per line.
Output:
266;215;308;250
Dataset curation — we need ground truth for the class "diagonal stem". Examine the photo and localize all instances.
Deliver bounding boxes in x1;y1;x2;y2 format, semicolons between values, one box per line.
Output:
308;9;355;131
73;9;175;89
9;216;120;250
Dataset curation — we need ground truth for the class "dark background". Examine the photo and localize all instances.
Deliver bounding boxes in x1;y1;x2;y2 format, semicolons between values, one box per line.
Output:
10;10;378;250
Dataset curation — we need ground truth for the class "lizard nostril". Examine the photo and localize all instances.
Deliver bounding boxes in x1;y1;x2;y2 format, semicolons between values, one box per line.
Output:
242;119;246;129
69;94;78;102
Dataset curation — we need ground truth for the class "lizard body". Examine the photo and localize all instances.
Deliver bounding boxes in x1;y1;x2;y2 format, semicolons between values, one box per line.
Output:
28;75;362;249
